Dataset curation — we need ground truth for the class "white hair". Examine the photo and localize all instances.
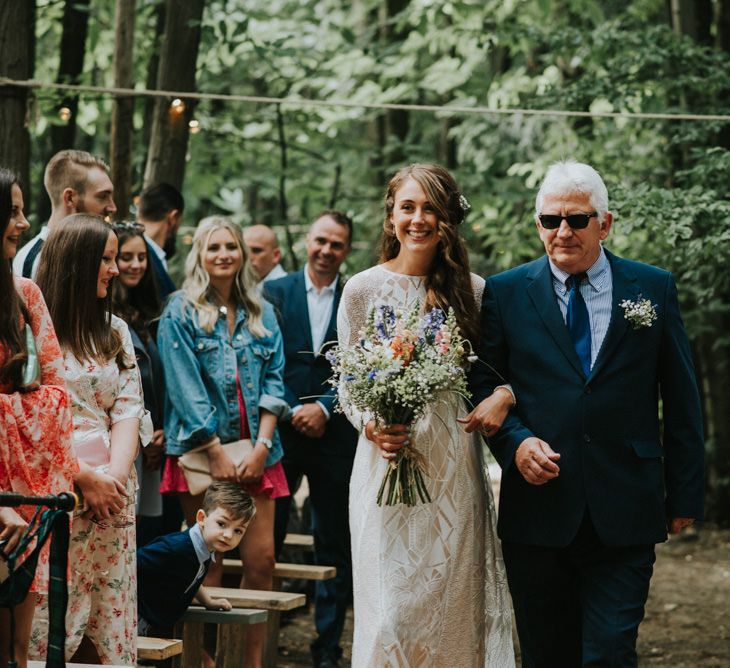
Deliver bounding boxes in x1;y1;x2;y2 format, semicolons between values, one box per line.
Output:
181;216;269;337
535;160;609;218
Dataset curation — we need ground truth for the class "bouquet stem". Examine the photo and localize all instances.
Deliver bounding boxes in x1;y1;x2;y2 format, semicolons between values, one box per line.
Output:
376;442;432;507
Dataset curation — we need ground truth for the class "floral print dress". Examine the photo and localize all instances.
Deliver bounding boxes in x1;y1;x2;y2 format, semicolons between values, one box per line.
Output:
31;314;151;665
0;278;78;593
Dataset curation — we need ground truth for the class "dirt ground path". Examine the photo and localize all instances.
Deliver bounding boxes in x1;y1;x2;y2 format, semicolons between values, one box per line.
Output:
276;527;730;667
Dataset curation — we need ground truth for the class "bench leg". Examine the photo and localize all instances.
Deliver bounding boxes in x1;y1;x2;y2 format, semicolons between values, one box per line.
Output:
262;610;281;668
175;620;204;668
216;624;247;668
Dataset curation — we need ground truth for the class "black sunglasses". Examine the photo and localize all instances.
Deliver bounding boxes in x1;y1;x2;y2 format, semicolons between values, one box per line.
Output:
538;212;597;230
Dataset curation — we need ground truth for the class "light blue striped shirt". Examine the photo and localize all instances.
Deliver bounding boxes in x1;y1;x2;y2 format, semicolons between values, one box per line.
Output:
549;247;613;369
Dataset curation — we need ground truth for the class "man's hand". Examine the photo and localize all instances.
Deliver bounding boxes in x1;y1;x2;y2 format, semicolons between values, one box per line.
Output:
75;467;127;519
0;507;29;555
458;388;513;436
669;517;695;534
365;421;410;461
515;437;560;485
292;403;327;438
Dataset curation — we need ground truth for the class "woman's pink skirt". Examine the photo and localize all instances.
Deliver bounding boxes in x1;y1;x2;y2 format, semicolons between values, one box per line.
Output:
160;456;290;499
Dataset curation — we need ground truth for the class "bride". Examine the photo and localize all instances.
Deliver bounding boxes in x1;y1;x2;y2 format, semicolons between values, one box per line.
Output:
337;163;515;666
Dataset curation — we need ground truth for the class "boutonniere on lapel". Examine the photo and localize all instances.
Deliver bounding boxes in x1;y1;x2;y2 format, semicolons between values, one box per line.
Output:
619;295;658;329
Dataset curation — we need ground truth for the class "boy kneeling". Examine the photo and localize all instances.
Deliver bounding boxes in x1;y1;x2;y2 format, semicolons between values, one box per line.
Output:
137;482;255;633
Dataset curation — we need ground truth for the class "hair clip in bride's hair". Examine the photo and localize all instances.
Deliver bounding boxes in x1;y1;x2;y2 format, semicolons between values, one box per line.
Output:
458;194;471;215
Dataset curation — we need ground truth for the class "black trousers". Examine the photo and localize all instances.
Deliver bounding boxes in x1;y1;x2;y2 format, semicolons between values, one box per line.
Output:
502;513;655;668
274;425;354;659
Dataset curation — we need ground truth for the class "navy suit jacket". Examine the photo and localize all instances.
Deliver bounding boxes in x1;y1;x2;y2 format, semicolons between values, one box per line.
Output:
471;250;704;547
264;270;357;458
137;529;210;627
146;241;176;301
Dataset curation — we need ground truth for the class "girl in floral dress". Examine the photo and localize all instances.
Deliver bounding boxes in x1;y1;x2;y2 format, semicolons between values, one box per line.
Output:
32;214;150;665
0;169;78;668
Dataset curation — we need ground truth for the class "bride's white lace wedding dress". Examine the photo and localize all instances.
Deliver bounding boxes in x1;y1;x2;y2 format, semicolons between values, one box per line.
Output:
337;265;515;668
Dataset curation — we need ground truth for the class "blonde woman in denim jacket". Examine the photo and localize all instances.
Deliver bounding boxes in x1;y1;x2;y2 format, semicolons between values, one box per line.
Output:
158;216;290;668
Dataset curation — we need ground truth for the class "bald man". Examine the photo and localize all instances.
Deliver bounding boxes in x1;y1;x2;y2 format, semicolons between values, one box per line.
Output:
243;224;287;283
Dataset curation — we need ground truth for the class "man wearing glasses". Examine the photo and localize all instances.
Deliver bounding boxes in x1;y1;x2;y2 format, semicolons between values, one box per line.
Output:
465;160;704;666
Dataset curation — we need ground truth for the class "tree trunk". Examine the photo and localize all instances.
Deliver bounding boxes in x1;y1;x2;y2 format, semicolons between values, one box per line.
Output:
50;0;91;154
143;0;206;191
0;1;34;192
719;0;730;52
697;331;730;524
110;0;136;219
669;0;713;45
141;0;166;178
381;0;410;167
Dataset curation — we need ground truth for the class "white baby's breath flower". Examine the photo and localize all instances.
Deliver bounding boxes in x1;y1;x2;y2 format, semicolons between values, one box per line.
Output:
620;295;657;330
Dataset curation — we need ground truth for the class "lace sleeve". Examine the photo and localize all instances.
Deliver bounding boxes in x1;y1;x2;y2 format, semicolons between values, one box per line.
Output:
336;271;373;431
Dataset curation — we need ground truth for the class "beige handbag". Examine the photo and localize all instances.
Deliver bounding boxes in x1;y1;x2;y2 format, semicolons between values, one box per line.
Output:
178;439;253;496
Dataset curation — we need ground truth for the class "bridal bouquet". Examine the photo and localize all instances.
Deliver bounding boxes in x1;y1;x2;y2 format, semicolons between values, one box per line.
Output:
328;302;473;506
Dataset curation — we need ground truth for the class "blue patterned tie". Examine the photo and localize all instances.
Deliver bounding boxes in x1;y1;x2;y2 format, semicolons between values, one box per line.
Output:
566;273;591;376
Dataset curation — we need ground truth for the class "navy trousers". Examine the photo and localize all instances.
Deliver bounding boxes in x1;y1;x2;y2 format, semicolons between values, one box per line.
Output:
274;423;354;660
502;513;655;668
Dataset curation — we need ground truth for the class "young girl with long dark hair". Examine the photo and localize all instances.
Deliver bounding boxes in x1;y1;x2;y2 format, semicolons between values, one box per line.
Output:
111;222;167;545
33;214;150;665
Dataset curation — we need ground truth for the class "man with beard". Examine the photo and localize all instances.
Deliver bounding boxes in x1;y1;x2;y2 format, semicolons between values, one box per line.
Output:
13;150;117;279
136;182;184;299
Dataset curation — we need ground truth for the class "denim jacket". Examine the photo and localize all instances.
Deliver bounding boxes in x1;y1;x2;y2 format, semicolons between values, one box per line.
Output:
157;292;290;466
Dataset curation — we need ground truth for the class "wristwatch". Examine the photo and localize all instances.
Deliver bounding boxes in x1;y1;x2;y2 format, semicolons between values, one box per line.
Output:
256;437;273;450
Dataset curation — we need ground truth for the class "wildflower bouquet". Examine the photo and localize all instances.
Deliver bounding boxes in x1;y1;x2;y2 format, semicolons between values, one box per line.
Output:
328;302;472;506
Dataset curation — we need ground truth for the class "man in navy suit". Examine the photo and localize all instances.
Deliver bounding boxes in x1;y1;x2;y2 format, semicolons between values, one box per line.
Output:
265;211;357;668
136;182;184;300
465;160;704;667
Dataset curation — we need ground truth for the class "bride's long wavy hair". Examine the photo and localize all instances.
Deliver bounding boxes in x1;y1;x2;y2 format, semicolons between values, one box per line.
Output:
380;163;480;346
181;216;269;337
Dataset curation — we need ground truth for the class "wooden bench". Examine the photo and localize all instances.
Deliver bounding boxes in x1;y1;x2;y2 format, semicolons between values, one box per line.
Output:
221;561;336;666
283;532;314;548
201;586;306;668
222;558;336;584
137;636;183;661
172;606;268;668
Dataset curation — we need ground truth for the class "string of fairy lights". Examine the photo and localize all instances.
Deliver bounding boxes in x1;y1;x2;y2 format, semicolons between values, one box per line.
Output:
2;77;730;127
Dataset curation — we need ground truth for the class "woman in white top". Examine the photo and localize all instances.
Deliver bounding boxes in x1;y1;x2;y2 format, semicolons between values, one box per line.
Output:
33;214;150;665
337;164;515;667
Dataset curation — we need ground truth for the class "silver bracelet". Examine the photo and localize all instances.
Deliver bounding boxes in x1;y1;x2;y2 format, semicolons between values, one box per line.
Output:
256;437;273;450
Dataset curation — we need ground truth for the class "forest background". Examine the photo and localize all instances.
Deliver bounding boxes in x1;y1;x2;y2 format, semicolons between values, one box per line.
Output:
1;0;729;523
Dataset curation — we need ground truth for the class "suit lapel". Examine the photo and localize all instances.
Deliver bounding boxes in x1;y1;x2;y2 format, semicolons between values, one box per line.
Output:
526;258;585;379
324;277;342;344
294;270;314;353
588;251;638;381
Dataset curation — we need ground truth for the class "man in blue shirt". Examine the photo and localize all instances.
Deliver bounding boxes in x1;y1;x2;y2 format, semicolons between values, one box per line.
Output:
466;160;704;667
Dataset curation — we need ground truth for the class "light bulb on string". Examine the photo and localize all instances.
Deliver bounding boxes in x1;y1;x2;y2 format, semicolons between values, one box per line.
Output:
58;106;72;122
170;98;186;115
189;119;200;134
